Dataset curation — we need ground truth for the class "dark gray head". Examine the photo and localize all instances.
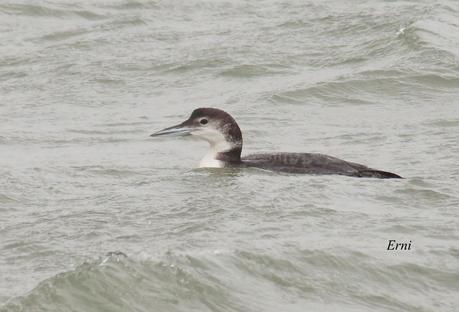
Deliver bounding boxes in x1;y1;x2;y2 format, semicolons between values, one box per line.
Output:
151;108;243;165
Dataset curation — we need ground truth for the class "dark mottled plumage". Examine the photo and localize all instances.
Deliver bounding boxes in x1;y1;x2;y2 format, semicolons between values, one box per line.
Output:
241;152;402;178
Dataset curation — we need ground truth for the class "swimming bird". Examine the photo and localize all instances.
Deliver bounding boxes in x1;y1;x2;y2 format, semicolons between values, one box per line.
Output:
150;108;402;179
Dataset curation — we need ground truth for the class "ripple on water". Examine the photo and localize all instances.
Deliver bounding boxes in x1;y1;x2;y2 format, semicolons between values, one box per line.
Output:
40;29;89;42
0;194;19;205
219;64;291;78
0;4;106;20
101;1;158;11
395;187;455;202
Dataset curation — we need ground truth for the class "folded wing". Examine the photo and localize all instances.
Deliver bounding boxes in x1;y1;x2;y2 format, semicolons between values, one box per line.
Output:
242;153;402;179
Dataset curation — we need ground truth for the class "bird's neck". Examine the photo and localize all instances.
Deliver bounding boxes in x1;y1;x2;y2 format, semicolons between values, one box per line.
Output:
199;140;242;168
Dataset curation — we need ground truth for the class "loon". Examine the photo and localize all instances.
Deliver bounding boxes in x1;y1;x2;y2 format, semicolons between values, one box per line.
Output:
150;108;402;179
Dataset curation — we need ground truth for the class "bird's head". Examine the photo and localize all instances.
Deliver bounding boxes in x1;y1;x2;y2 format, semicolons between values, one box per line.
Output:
151;108;242;158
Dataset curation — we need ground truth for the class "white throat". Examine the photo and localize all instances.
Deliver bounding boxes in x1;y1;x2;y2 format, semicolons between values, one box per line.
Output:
191;125;240;168
199;140;232;168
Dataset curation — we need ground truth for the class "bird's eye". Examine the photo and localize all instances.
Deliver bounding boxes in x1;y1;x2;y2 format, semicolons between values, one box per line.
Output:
200;119;208;125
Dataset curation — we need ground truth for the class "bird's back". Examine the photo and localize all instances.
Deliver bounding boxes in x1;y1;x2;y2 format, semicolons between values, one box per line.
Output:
241;152;402;179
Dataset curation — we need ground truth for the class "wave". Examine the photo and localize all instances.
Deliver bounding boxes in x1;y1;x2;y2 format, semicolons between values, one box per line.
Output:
1;252;236;312
2;248;457;312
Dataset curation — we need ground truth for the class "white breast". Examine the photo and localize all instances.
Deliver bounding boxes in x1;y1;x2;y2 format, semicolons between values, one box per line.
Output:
192;126;235;168
199;149;225;168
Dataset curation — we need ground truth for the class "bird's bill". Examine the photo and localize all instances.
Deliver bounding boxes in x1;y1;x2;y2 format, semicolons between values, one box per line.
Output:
150;123;193;137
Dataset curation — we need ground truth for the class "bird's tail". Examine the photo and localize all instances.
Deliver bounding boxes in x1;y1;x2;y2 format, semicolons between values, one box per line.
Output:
358;169;403;179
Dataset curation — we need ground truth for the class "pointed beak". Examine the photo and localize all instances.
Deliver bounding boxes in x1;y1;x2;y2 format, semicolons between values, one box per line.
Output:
150;122;193;137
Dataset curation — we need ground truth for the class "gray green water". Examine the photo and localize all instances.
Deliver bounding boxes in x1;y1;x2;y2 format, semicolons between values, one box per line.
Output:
1;0;459;311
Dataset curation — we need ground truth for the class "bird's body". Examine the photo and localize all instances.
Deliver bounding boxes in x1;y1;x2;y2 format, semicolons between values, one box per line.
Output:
241;153;401;178
151;108;402;179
